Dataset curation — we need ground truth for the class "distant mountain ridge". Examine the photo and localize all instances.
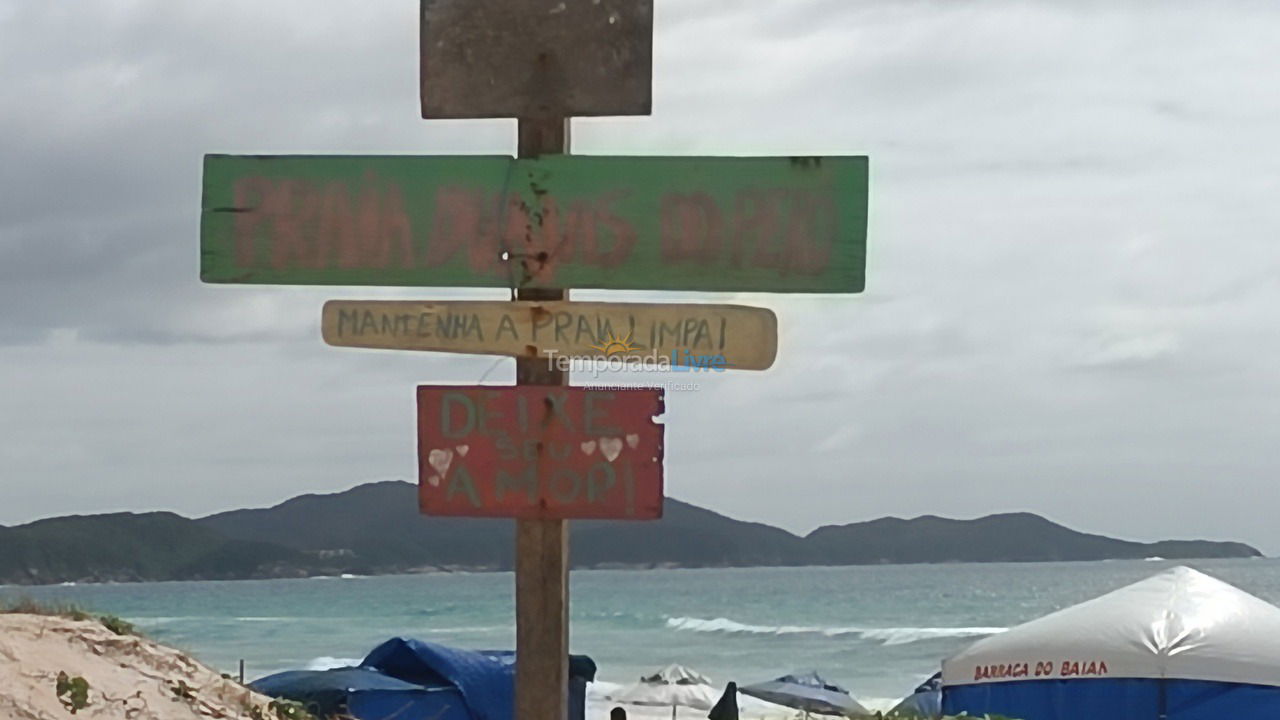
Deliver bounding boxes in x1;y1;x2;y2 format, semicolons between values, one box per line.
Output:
0;481;1261;585
806;512;1261;564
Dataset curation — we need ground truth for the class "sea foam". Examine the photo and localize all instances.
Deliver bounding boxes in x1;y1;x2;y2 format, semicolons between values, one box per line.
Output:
306;656;361;671
664;616;1006;645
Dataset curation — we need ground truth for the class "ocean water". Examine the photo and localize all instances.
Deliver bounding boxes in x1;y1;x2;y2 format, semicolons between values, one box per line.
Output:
5;559;1279;710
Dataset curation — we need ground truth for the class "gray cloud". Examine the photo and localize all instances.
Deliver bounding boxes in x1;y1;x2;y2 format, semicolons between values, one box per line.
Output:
2;0;1279;552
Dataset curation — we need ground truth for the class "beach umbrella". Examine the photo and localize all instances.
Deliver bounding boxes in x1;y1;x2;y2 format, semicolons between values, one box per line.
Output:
738;672;872;718
606;665;720;718
886;672;941;718
641;665;714;688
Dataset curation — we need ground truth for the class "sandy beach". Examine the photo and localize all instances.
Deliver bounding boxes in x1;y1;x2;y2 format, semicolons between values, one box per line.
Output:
0;613;274;719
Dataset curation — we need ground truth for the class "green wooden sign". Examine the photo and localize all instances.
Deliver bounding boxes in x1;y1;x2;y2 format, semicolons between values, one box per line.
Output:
201;154;867;293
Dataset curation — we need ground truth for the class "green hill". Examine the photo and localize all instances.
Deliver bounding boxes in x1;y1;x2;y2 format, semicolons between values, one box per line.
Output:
199;481;813;571
0;481;1261;585
201;481;513;572
0;512;303;584
805;512;1261;564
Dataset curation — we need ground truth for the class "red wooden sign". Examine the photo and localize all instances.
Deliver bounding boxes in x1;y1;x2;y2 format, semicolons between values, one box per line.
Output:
417;386;664;519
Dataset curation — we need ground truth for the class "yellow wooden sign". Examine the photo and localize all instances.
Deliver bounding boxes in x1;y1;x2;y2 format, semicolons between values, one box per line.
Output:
322;300;778;370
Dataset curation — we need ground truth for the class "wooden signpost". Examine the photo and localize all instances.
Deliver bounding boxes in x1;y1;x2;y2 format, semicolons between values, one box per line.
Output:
322;300;778;370
200;3;870;720
200;154;868;292
417;386;665;519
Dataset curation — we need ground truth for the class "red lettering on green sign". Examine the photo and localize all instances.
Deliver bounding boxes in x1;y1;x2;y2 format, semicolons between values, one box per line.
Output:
201;155;868;293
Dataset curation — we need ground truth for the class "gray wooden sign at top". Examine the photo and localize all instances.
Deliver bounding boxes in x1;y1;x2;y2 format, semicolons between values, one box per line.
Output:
419;0;654;119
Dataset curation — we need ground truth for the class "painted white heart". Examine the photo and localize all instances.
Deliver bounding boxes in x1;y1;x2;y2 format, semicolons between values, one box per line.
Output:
599;437;623;463
428;448;454;477
580;440;597;456
456;445;469;457
428;476;441;488
625;434;640;449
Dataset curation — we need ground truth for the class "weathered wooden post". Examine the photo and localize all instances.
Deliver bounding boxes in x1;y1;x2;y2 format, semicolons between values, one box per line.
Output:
514;114;571;720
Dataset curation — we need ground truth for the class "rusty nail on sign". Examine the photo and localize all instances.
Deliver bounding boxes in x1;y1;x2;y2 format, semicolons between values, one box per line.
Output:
417;386;664;520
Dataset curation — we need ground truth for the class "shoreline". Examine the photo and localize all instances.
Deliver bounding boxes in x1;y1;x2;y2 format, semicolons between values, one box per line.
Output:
0;555;1268;589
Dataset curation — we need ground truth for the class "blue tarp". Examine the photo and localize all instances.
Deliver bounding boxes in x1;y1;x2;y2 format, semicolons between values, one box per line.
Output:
362;638;596;720
251;638;596;720
943;678;1280;720
251;667;434;716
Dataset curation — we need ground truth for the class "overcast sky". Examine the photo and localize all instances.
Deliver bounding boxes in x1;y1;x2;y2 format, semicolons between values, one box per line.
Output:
2;1;1278;552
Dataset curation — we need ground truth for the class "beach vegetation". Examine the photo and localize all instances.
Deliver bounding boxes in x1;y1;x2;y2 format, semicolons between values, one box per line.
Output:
2;598;140;636
97;609;135;632
55;671;91;714
171;679;197;701
98;613;137;636
3;597;92;620
247;698;320;720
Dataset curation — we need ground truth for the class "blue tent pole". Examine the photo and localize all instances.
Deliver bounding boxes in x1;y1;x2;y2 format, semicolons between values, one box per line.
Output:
1158;678;1167;720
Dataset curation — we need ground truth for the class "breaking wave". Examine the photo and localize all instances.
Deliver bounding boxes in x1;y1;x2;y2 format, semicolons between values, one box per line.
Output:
306;656;361;671
664;616;1006;645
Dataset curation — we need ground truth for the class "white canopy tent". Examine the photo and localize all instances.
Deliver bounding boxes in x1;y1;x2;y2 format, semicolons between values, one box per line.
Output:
943;566;1280;720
